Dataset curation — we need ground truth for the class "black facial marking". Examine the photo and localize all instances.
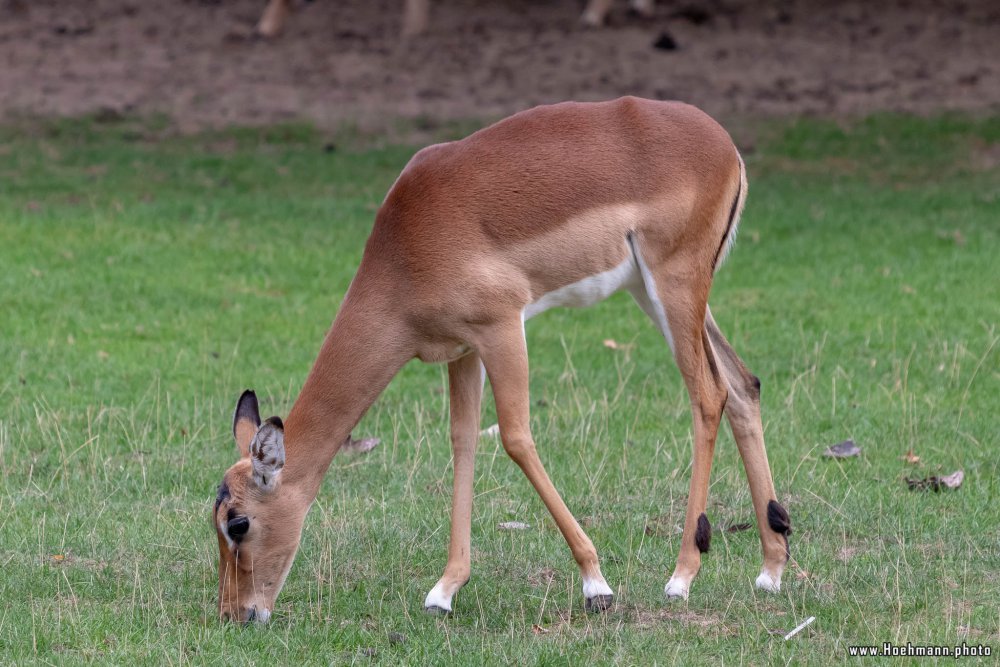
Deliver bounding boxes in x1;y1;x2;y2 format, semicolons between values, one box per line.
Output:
264;415;283;430
214;480;231;513
695;513;711;553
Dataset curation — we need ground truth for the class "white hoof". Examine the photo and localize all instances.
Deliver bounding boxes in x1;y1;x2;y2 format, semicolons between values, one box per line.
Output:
582;577;614;599
423;581;453;613
664;577;690;600
755;570;782;593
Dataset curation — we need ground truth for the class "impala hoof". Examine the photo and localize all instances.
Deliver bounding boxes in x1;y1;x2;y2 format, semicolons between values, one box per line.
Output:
424;604;452;616
664;577;690;600
585;594;614;612
755;571;782;593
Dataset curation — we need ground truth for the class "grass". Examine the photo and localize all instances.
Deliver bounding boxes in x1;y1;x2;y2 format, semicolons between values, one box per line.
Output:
1;112;998;665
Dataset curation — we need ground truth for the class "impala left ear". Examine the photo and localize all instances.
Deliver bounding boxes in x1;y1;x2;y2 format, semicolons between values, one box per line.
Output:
250;416;285;492
233;390;261;458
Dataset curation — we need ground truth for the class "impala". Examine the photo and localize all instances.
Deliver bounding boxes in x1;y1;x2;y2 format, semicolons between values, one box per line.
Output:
212;96;792;623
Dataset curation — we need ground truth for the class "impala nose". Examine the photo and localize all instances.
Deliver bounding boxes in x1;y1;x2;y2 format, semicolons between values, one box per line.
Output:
244;606;271;624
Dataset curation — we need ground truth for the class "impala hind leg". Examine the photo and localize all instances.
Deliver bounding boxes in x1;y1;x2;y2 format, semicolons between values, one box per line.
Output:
581;0;614;26
630;270;727;600
425;353;484;614
256;0;291;37
478;322;615;612
704;308;790;592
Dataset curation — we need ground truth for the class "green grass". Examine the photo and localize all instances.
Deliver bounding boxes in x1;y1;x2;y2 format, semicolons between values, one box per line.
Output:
1;113;998;665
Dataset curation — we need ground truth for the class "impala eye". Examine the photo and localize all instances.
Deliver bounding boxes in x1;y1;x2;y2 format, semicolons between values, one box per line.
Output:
227;515;250;540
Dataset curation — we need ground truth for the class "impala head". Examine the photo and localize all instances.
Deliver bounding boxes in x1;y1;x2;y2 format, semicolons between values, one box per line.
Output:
214;390;305;624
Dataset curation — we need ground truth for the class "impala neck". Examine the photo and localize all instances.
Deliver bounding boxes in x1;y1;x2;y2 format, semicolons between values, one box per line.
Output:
281;277;412;497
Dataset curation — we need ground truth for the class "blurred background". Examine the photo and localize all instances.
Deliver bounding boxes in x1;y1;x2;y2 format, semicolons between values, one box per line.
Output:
2;0;997;131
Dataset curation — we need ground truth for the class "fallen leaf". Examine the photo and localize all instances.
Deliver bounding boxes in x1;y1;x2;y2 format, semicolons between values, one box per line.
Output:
902;449;920;464
498;521;530;531
342;436;380;454
480;423;500;437
51;554;65;562
823;439;861;459
532;624;549;635
96;350;110;360
907;469;964;492
940;470;964;488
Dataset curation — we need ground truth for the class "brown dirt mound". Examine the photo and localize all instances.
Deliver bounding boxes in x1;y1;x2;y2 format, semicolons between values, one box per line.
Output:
1;0;997;130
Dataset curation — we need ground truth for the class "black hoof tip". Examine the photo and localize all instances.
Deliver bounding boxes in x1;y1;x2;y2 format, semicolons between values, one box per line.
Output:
424;605;451;616
585;594;615;613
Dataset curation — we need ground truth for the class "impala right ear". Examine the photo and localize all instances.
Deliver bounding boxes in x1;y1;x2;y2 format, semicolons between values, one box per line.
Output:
250;416;285;492
232;390;261;459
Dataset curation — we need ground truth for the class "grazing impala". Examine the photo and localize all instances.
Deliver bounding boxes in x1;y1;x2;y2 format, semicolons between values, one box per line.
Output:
213;96;792;623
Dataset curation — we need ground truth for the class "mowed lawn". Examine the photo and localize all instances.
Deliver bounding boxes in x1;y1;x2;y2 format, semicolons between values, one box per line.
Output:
1;114;998;665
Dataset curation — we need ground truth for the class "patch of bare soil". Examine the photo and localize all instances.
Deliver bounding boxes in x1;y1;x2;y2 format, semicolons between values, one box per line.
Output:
0;0;998;130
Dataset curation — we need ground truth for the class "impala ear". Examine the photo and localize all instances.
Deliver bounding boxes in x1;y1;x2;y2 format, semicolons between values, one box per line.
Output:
232;390;261;458
250;416;285;492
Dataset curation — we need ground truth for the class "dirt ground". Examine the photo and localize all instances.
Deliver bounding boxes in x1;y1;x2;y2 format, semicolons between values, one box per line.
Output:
1;0;998;131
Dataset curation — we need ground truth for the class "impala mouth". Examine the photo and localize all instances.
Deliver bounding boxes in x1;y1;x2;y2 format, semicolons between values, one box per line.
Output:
246;606;271;624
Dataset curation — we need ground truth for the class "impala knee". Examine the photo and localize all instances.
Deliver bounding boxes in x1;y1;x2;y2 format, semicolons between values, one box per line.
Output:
500;434;536;464
725;372;761;422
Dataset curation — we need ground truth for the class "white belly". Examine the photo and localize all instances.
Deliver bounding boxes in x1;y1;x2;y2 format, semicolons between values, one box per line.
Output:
523;254;641;320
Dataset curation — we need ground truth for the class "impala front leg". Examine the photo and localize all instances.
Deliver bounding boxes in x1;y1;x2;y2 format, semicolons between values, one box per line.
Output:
479;321;614;612
424;353;484;614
